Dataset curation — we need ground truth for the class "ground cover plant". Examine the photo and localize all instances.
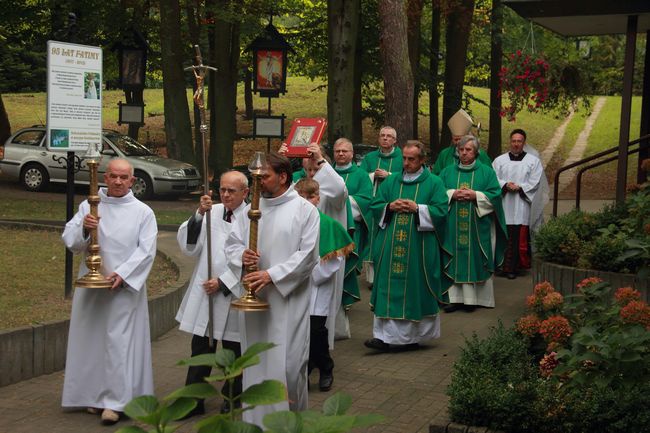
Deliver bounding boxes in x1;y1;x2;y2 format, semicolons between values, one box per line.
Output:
447;279;650;433
0;227;179;329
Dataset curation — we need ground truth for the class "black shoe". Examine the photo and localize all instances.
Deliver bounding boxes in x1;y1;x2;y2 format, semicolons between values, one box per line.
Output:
443;304;461;313
507;273;517;280
463;305;477;312
179;403;205;420
364;338;390;352
393;343;420;352
319;370;334;392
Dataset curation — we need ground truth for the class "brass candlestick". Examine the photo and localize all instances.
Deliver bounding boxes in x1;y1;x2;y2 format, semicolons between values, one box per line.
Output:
76;143;112;289
232;152;270;311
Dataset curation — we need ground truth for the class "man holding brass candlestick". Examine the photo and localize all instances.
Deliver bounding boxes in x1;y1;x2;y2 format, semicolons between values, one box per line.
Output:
61;159;157;425
224;153;320;427
176;171;249;417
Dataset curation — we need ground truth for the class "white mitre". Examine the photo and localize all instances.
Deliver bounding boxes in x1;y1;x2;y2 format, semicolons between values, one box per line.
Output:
447;109;474;136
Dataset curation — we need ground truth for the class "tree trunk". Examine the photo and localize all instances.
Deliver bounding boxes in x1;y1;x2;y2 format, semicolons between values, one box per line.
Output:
379;0;414;147
488;0;503;159
429;0;442;158
441;0;475;147
351;8;363;144
159;0;194;163
208;0;239;179
0;94;10;144
407;0;423;140
185;0;203;157
327;0;361;145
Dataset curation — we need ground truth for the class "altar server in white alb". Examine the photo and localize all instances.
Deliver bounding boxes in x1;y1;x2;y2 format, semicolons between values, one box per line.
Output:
175;171;249;417
492;129;545;279
61;159;157;426
224;153;320;428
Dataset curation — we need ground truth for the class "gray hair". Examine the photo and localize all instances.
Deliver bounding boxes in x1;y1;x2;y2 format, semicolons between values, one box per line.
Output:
379;126;397;140
458;135;479;154
404;140;427;159
333;137;353;150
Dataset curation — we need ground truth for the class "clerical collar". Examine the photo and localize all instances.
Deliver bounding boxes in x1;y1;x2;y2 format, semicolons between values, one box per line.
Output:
379;147;395;156
458;160;476;170
336;162;353;170
403;166;424;182
99;188;136;203
262;184;297;207
509;151;527;161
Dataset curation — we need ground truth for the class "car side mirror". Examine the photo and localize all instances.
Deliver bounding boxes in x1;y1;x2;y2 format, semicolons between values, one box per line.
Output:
101;148;117;157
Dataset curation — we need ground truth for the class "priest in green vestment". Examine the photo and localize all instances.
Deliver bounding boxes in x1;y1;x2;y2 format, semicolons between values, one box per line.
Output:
332;138;373;307
364;141;448;352
439;135;507;313
433;109;492;175
359;126;403;286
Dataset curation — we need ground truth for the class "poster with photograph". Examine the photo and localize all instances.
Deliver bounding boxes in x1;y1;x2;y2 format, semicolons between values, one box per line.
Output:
46;40;102;152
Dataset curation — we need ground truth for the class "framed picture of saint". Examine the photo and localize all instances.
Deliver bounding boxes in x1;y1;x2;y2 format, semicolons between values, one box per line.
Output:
253;49;284;96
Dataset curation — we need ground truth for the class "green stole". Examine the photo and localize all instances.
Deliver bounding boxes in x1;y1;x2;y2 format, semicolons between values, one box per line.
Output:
432;145;493;175
334;164;373;306
318;210;355;261
369;168;448;320
438;161;507;288
292;168;306;183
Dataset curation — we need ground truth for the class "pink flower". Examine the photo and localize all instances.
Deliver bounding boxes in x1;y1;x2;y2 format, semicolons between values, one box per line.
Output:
615;287;642;305
539;315;573;344
539;351;559;378
516;314;541;337
620;300;650;329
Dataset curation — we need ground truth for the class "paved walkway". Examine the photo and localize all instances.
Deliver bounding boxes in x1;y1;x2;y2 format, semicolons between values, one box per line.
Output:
0;229;531;433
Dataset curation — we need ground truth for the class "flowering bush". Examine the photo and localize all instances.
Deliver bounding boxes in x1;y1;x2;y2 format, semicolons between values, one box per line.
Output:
576;277;603;291
498;50;590;121
542;292;564;311
539;315;573;344
516;314;541;338
539;352;558;378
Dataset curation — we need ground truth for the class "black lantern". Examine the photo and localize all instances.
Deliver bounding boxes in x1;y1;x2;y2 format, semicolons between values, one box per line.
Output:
246;23;294;98
113;28;149;92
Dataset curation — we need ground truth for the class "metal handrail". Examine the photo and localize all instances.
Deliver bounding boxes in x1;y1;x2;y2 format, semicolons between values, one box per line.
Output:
574;147;643;210
552;133;650;216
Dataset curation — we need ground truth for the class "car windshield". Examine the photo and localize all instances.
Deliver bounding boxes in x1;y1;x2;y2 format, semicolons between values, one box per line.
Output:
105;133;153;156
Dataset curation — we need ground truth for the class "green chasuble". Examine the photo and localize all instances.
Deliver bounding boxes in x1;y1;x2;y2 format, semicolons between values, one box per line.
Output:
360;147;404;268
292;168;306;183
334;164;374;306
438;161;507;289
369;169;448;320
432;145;493;176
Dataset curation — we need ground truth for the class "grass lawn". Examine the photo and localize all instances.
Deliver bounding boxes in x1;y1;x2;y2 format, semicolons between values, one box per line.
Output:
0;196;192;225
0;226;179;329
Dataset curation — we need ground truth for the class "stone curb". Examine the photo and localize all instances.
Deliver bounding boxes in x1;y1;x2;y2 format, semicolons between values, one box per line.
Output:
0;220;189;388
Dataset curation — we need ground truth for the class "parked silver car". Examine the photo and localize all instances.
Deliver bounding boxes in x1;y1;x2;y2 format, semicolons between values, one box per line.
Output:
0;126;201;200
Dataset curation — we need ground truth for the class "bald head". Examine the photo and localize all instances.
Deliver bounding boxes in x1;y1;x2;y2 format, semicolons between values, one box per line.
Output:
104;158;135;197
219;170;249;210
107;158;134;176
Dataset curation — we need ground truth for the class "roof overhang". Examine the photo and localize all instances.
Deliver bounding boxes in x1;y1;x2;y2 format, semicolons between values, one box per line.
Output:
502;0;650;36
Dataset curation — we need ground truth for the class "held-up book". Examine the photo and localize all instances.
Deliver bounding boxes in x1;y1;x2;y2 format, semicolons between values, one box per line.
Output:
284;117;327;158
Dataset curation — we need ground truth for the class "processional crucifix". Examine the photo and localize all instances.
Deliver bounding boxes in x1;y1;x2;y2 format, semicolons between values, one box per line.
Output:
185;45;218;347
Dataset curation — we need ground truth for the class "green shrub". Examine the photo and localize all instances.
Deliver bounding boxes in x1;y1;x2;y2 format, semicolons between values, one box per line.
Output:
581;234;627;272
447;323;540;433
534;216;583;266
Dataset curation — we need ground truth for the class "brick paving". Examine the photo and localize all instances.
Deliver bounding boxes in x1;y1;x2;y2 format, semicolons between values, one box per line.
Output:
0;231;530;433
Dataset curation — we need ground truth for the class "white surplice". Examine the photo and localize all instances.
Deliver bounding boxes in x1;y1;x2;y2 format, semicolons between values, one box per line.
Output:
61;189;157;412
523;144;550;236
175;203;245;341
492;152;544;225
311;162;350;342
223;185;320;427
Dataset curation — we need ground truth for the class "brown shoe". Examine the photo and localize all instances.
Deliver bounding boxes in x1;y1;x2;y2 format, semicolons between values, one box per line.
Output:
101;409;120;425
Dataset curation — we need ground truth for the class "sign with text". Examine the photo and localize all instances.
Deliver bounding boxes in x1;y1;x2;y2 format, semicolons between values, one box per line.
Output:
46;41;102;152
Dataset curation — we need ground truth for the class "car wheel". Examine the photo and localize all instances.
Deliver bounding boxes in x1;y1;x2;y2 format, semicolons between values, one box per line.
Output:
21;163;50;192
132;170;153;200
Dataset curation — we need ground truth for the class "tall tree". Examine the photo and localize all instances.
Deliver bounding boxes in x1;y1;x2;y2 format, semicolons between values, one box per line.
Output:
441;0;475;146
159;0;195;163
488;0;503;159
208;0;240;178
327;0;361;144
378;0;414;146
429;0;442;157
407;0;424;140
